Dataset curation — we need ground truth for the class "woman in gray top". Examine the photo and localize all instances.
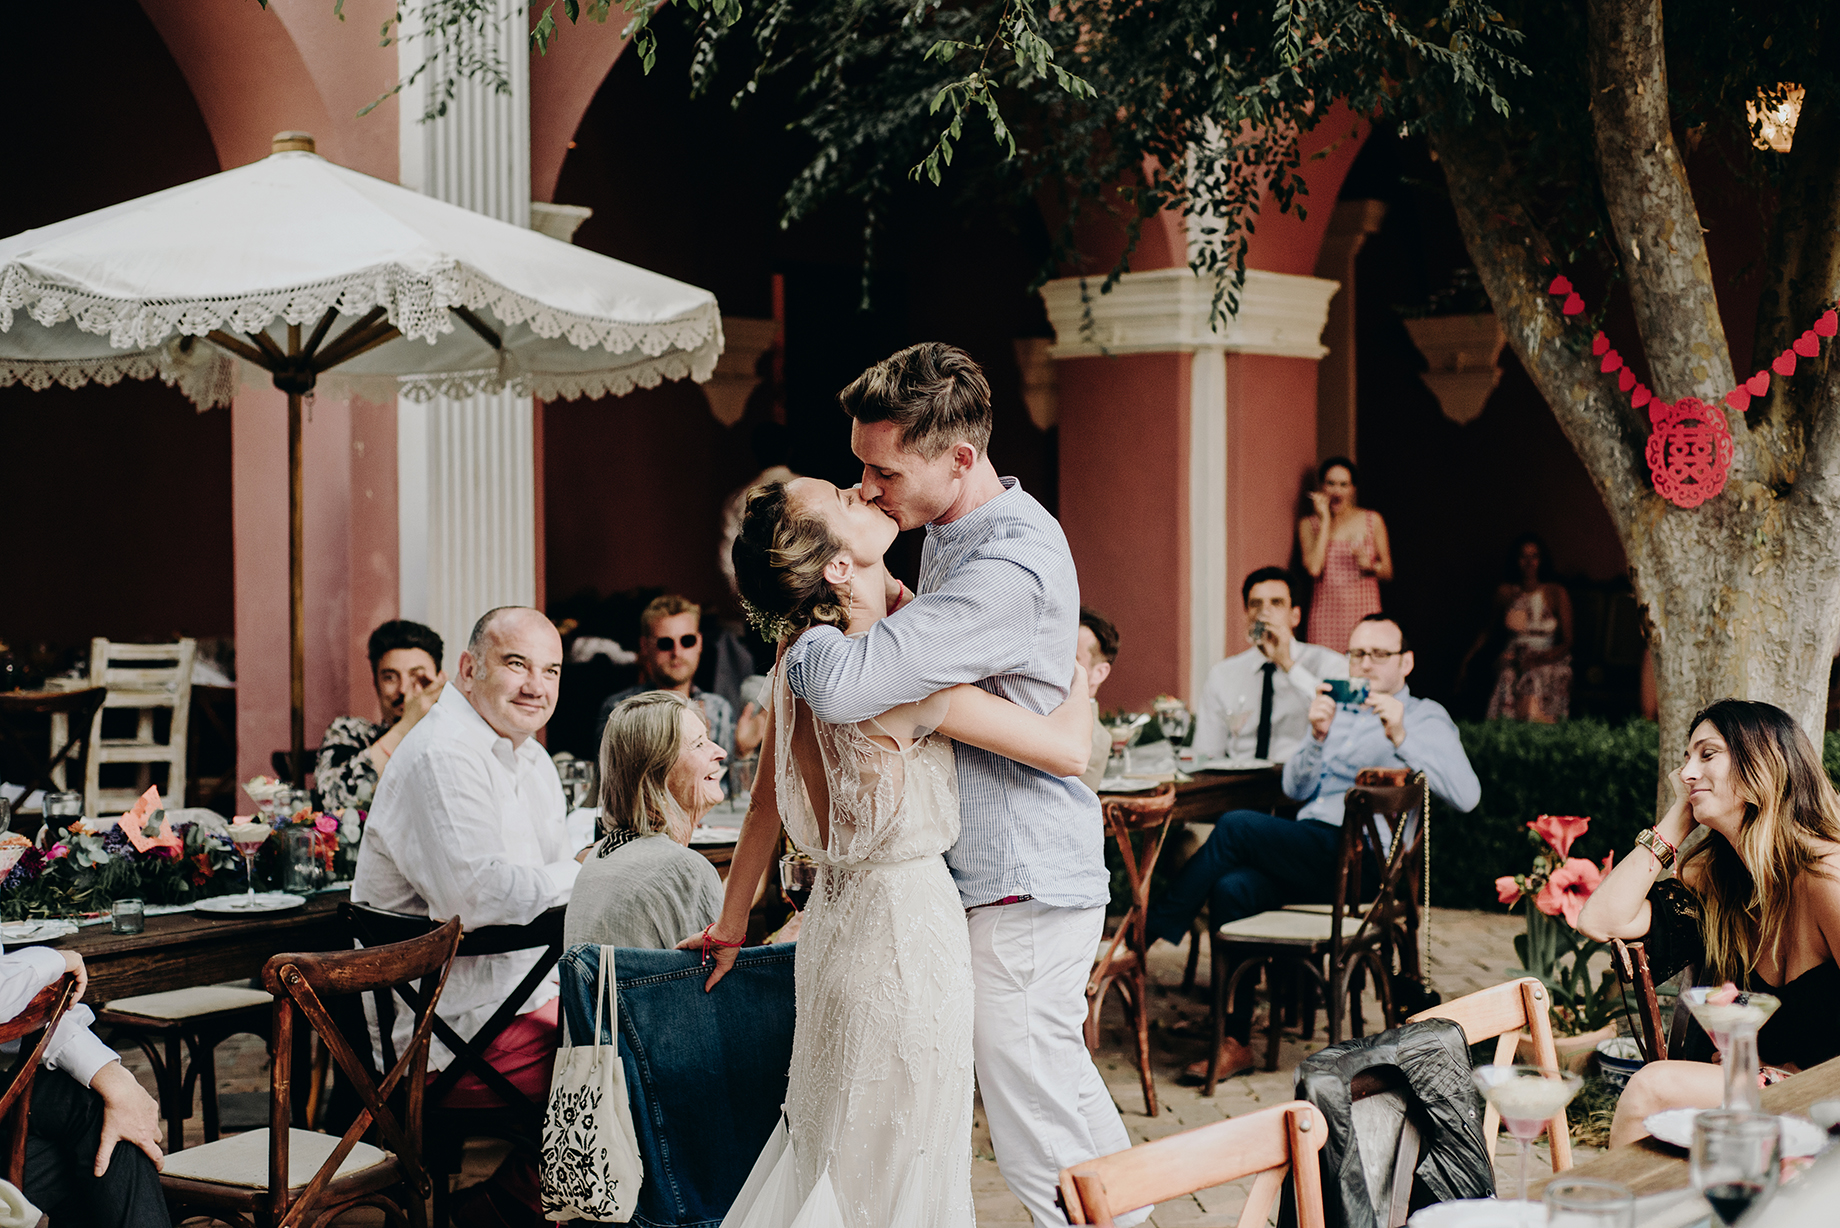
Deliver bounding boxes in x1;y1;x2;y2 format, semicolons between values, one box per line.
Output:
563;691;727;949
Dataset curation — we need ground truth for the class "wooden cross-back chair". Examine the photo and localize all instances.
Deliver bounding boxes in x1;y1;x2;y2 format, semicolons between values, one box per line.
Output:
1204;773;1429;1093
1085;783;1178;1116
1407;976;1574;1174
1058;1101;1327;1228
343;902;567;1227
1611;939;1694;1063
0;687;106;818
0;973;81;1185
158;918;462;1228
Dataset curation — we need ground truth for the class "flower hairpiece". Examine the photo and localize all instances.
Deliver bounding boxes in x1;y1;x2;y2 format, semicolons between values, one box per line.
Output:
740;596;795;643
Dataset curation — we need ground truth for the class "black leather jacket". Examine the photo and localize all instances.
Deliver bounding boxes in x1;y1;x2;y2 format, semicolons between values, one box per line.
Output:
1285;1019;1496;1228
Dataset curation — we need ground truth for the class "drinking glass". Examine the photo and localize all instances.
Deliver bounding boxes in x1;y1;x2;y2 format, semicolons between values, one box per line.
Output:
1690;1110;1781;1225
1105;713;1150;776
780;854;818;912
42;790;84;836
226;821;272;907
728;754;759;810
282;826;327;894
111;898;146;935
1679;988;1781;1111
1472;1065;1583;1201
1223;696;1251;759
1154;700;1193;781
554;757;596;810
1544;1178;1634;1228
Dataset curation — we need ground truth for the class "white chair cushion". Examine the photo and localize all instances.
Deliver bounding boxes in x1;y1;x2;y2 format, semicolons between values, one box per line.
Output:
106;986;272;1020
1215;909;1347;945
161;1128;392;1189
1279;902;1370;917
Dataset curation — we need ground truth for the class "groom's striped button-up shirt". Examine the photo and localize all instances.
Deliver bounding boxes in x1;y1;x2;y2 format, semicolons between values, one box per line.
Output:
784;478;1109;910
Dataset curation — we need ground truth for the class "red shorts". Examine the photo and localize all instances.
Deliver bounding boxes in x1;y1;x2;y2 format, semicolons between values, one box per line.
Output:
434;997;560;1109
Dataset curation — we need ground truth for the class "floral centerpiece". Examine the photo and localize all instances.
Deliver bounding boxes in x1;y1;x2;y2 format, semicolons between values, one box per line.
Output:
1495;814;1624;1036
0;784;365;921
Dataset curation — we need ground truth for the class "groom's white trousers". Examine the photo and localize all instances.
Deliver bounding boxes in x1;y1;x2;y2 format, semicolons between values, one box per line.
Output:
968;899;1151;1227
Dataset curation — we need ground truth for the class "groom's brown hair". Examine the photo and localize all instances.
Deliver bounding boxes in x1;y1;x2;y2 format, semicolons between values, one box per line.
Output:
838;342;993;459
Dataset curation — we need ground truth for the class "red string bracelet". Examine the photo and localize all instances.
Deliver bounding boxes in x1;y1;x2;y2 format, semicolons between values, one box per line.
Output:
700;924;745;966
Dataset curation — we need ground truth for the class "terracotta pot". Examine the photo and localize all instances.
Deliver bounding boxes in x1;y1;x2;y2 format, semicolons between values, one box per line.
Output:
1515;1023;1618;1074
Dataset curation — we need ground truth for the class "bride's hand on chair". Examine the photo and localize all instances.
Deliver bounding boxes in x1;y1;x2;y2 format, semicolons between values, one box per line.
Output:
677;921;748;992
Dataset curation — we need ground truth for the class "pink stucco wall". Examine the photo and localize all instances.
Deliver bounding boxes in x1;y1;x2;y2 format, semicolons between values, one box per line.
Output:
1225;353;1323;648
1057;353;1191;711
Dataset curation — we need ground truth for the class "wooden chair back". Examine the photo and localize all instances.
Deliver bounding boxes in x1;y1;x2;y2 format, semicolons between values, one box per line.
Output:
0;687;107;808
271;749;320;794
342;901;566;1116
0;973;79;1185
1611;940;1693;1062
1407;976;1573;1172
80;637;196;815
256;917;461;1225
1058;1101;1326;1228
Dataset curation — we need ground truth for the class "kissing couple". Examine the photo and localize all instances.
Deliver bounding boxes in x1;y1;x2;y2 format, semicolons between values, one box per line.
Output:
686;342;1149;1228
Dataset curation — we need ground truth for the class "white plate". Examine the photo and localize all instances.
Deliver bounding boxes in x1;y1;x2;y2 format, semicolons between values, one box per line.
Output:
689;826;742;846
0;919;78;943
1195;757;1274;772
1096;777;1164;794
1408;1198;1543;1228
1645;1107;1828;1157
194;892;306;915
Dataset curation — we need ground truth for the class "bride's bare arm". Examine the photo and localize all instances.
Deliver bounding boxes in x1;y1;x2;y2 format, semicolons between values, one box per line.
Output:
678;706;783;991
933;662;1093;778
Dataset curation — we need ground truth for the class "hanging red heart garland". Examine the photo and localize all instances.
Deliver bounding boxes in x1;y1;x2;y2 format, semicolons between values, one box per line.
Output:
1545;282;1839;508
1643;397;1733;509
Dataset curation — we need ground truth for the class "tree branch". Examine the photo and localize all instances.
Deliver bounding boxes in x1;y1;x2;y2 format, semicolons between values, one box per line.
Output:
1586;0;1735;408
1436;125;1651;535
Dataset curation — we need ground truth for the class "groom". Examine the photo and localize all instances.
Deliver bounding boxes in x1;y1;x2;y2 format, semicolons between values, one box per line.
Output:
784;342;1145;1227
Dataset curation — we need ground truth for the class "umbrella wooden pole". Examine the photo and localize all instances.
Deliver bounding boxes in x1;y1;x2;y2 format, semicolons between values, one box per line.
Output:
288;387;306;788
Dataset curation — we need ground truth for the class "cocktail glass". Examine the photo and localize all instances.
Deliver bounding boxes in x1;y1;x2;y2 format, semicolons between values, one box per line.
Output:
1473;1065;1583;1201
1105;713;1150;776
225;821;272;908
1679;988;1781;1111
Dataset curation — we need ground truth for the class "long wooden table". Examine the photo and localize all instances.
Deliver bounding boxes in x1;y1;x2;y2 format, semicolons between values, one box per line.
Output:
1527;1055;1840;1198
1100;766;1288;826
12;892;348;1004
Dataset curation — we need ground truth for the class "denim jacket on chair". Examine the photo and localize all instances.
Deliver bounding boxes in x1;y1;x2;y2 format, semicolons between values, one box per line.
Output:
556;943;797;1228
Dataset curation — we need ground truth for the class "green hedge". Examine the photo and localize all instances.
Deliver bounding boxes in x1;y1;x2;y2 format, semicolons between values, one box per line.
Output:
1437;720;1840;910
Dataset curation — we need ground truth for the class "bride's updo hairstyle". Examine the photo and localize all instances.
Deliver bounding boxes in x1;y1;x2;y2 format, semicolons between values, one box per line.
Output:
732;481;850;641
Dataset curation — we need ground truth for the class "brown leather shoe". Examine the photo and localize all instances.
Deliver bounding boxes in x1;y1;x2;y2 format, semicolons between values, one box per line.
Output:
1177;1036;1258;1084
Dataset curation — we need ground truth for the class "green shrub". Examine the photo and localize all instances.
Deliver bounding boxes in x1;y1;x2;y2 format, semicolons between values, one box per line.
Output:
1439;720;1840;911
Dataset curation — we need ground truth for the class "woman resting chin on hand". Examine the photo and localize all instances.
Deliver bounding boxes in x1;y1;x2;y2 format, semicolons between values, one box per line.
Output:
1577;699;1840;1148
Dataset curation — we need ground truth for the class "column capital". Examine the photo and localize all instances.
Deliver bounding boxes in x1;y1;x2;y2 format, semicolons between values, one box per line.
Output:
1040;267;1340;360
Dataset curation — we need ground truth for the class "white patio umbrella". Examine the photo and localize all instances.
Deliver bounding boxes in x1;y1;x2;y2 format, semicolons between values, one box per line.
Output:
0;132;723;783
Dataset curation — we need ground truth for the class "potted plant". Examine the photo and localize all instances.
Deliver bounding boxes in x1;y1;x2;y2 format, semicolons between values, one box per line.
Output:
1495;814;1626;1067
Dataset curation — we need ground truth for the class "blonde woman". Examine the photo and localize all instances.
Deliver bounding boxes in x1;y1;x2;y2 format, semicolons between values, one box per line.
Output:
562;691;727;949
1578;699;1840;1146
695;477;1093;1228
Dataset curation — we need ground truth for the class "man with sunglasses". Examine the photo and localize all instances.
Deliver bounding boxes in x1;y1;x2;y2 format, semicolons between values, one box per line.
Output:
1146;612;1479;1081
595;595;755;759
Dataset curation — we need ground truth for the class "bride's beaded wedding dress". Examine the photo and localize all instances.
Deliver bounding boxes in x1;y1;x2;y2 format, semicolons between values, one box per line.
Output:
723;663;975;1228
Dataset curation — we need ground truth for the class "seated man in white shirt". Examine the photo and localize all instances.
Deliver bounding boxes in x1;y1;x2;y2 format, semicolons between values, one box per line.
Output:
353;605;579;1228
0;946;168;1226
1076;606;1119;792
1190;567;1346;766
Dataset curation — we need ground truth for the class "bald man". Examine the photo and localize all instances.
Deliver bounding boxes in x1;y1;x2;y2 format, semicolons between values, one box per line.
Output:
353;606;575;1227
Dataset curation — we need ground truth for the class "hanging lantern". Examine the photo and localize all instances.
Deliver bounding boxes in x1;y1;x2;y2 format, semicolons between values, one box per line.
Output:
1645;397;1733;508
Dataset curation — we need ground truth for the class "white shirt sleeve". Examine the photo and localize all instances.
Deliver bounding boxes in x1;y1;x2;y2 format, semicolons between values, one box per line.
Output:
0;950;118;1087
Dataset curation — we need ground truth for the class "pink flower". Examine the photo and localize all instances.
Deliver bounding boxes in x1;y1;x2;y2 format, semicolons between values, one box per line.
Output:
1495;876;1523;906
314;814;338;835
47;844;69;860
1534;856;1605;928
1528;814;1592;859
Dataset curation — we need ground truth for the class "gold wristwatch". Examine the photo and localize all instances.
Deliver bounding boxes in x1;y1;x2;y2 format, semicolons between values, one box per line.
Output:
1635;827;1676;870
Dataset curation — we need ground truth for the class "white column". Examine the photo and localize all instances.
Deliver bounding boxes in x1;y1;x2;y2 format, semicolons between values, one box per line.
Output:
1041;268;1339;703
398;17;536;670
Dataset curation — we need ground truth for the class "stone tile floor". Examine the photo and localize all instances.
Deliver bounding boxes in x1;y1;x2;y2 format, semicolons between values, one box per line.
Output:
117;906;1580;1225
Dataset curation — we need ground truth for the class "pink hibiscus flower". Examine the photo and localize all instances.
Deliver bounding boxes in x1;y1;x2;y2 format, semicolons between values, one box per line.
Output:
1534;856;1605;928
1528;814;1592;860
1495;876;1523;907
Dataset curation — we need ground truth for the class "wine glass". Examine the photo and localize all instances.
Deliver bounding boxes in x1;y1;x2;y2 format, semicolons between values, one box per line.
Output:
1224;696;1251;760
1690;1110;1781;1225
1544;1178;1635;1228
1153;699;1193;781
1472;1065;1583;1201
779;853;818;912
1679;987;1781;1110
225;820;272;908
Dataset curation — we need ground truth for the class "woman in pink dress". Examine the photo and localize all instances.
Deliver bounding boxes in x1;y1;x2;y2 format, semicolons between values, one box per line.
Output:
1299;457;1392;653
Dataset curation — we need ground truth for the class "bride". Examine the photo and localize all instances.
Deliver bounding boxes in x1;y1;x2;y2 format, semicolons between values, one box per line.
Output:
690;477;1094;1228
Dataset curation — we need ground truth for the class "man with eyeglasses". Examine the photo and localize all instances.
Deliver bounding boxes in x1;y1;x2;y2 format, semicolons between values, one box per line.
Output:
1147;611;1479;1081
595;595;756;759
